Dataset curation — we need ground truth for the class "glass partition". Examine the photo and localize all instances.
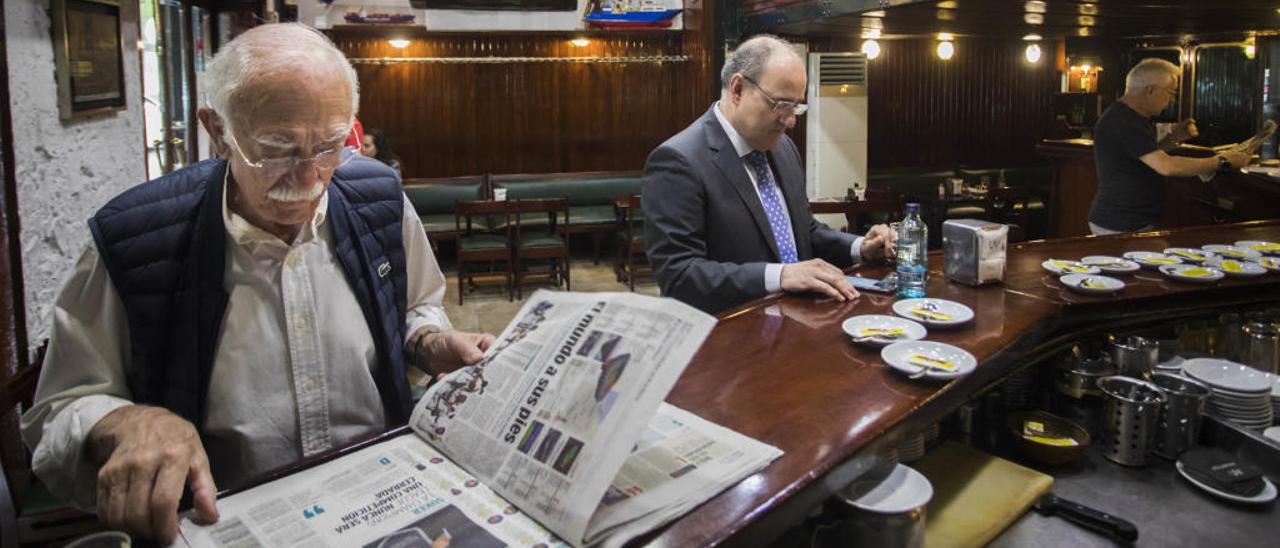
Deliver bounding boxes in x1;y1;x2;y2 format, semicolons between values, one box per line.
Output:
1192;44;1258;148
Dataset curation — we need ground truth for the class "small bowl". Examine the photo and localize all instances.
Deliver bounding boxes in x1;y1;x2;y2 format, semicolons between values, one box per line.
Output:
1005;410;1091;467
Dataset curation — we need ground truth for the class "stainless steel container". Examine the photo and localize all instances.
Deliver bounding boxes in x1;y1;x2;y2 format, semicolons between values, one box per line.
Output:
831;464;933;548
1215;313;1244;362
1098;376;1168;466
1151;372;1211;458
1109;335;1158;379
942;219;1007;286
1241;322;1280;375
1055;346;1115;399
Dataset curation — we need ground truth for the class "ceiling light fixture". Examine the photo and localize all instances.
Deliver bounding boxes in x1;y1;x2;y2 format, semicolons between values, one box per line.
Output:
861;39;882;60
1245;43;1256;59
937;39;955;61
571;37;590;47
387;38;410;49
1024;13;1044;25
1025;43;1042;63
1023;33;1042;41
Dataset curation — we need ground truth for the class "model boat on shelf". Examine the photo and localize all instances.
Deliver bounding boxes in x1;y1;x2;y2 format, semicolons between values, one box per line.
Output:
584;8;683;29
344;11;416;24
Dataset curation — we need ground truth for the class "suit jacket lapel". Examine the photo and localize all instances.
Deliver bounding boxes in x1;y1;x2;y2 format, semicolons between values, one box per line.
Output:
704;111;780;261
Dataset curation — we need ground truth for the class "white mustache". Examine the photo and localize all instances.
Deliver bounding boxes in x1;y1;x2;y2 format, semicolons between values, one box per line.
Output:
267;182;325;203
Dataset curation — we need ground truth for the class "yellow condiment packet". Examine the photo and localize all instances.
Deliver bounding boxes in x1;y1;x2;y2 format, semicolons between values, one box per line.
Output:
1180;267;1212;277
1022;420;1079;446
1170;249;1205;260
860;327;905;336
1217;249;1247;257
1262;258;1279;268
1220;260;1243;273
1081;278;1108;289
1050;260;1089;273
1026;435;1080;447
1248;243;1280;251
908;354;956;370
1142;257;1179;264
910;308;953;321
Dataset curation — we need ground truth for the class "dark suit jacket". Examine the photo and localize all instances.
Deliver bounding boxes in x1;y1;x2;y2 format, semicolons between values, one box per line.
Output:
642;106;858;314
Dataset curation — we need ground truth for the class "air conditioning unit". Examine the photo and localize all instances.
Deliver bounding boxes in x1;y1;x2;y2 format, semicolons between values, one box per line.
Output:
806;52;868;230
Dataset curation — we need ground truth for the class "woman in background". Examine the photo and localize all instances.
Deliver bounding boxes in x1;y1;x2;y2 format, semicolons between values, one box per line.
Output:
362;128;403;175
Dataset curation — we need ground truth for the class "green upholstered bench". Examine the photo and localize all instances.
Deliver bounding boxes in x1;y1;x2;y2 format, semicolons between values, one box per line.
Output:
403;175;489;247
490;171;642;262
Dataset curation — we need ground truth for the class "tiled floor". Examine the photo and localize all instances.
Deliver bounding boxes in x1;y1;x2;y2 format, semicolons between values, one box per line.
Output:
442;257;659;336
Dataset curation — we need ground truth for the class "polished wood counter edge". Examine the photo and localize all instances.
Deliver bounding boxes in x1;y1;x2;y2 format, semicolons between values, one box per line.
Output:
652;220;1280;547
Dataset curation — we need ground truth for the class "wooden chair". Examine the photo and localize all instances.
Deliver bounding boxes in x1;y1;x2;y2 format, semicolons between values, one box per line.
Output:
511;198;570;300
454;200;513;304
1;341;102;547
613;195;646;291
808;198;858;233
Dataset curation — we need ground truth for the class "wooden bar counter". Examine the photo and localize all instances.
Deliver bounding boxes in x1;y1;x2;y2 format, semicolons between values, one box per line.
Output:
650;220;1280;547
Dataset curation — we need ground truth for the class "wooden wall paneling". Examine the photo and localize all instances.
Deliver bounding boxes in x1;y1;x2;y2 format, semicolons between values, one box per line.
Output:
861;37;1059;170
333;27;718;179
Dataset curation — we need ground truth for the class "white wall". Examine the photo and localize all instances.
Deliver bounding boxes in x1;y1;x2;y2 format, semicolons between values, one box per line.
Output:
5;0;146;345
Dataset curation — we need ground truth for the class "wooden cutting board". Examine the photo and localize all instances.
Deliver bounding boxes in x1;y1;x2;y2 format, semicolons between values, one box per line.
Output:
913;441;1054;548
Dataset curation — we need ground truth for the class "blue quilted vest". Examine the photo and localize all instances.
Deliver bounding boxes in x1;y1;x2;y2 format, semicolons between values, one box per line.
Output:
87;157;413;430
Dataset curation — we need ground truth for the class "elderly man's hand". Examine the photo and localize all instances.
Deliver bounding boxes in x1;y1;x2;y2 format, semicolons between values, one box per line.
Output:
1172;118;1199;142
87;405;219;544
409;328;496;375
780;259;859;302
1220;150;1250;169
860;224;897;260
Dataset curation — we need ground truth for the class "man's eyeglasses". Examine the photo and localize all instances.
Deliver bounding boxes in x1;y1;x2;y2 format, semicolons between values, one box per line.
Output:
741;75;808;117
224;127;353;178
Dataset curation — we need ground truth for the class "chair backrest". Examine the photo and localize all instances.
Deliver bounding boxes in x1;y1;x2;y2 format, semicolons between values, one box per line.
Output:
454;199;510;235
490;171;642;206
510;198;569;237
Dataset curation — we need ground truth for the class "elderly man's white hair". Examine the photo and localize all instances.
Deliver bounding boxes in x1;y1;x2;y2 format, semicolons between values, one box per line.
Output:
1125;58;1180;94
204;23;360;136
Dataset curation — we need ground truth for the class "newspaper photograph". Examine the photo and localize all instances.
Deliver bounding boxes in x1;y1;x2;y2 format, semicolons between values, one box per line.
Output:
409;291;717;544
175;435;564;548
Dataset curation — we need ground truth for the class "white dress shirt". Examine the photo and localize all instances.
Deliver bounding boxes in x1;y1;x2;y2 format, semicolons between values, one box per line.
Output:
20;172;450;510
712;102;864;292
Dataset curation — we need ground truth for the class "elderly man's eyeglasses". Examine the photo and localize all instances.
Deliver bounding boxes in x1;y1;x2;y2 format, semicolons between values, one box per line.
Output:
224;128;353;178
741;75;809;117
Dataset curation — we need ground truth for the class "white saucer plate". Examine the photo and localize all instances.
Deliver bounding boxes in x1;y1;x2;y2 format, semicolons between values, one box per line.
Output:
891;298;975;327
1123;251;1183;268
1080;255;1141;274
1184;358;1276;392
1236;240;1280;256
1059;273;1125;295
881;341;978;380
1252;256;1280;272
1202;244;1262;260
1159;264;1224;284
1204;256;1268;277
1264;426;1280;444
842;315;928;347
1042;259;1100;275
1164;247;1213;263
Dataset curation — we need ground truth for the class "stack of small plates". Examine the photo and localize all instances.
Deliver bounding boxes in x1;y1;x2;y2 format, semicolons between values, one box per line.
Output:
1273;378;1280;422
1183;358;1275;431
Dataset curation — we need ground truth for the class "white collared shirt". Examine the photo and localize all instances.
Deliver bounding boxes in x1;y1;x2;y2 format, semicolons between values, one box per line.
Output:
712;102;863;291
20;170;450;510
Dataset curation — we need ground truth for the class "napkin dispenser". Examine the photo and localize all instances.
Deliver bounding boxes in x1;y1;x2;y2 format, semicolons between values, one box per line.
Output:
943;219;1008;286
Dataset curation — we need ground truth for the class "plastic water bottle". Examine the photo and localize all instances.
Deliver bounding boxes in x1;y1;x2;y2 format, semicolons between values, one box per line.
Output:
895;203;927;298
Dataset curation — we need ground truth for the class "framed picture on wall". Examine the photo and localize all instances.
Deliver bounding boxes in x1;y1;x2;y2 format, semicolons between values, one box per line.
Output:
52;0;126;121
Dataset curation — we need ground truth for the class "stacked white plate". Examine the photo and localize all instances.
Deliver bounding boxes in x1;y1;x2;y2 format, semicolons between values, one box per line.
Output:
1183;358;1275;431
1273;378;1280;422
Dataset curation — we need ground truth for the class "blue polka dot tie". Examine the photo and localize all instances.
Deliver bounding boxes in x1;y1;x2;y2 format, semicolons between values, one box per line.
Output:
744;151;798;264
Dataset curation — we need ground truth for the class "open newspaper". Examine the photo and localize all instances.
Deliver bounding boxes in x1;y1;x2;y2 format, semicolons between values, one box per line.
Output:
175;291;783;548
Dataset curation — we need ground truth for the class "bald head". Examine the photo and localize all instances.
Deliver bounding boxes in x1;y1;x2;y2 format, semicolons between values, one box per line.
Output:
720;35;804;91
205;23;359;137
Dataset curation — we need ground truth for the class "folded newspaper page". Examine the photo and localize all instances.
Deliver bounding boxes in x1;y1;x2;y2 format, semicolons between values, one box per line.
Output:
408;291;715;544
173;291;782;547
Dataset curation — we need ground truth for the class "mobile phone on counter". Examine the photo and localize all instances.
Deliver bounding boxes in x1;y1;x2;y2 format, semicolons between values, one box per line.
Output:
846;274;897;293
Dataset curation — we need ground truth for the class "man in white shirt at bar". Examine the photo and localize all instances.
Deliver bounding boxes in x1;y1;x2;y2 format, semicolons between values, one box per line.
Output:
20;24;492;544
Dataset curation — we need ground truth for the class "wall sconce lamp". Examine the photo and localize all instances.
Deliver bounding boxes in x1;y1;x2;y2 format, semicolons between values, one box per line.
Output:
861;39;881;60
936;37;955;61
571;37;591;47
388;38;410;49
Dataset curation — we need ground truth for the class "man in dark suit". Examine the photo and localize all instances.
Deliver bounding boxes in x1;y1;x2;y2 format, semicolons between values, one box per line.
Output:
643;35;895;314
